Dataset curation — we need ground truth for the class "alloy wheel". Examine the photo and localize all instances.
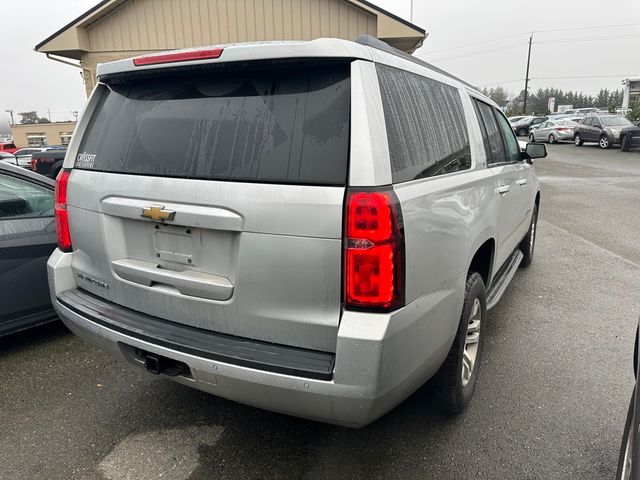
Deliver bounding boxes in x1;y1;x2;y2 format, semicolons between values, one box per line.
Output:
461;298;482;387
600;136;609;149
549;134;556;144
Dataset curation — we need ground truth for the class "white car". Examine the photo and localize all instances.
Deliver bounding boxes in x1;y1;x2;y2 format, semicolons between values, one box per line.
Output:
0;152;17;165
14;148;47;168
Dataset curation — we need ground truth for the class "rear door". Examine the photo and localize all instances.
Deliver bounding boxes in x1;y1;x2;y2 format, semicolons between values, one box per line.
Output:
581;117;594;141
473;99;526;269
534;122;549;141
66;60;352;352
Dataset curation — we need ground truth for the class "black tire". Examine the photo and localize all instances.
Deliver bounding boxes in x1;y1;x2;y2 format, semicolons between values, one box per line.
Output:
519;203;538;268
528;133;535;142
434;272;486;415
574;133;583;146
599;135;611;149
621;135;630;152
548;134;557;144
517;128;528;137
615;388;635;480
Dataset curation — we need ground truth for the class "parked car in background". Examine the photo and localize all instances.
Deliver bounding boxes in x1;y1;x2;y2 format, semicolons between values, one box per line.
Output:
529;119;578;143
574;107;598;116
14;148;45;168
573;115;634;149
31;149;66;178
620;125;640;151
615;321;638;480
0;152;17;165
0;162;57;336
0;142;18;154
48;37;546;428
508;115;528;124
512;116;548;136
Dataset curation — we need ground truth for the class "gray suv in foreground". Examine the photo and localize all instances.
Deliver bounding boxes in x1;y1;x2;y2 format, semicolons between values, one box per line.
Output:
48;37;545;427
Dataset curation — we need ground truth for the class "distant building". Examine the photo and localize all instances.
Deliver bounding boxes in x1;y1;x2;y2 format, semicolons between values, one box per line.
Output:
622;77;640;108
11;122;76;148
35;0;426;95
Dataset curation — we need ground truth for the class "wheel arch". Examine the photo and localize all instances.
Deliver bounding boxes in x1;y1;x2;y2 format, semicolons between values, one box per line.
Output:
467;237;495;289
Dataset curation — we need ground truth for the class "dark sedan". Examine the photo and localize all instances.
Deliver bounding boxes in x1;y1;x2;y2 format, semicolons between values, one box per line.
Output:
511;116;548;136
573;115;634;149
0;162;58;336
621;125;640;151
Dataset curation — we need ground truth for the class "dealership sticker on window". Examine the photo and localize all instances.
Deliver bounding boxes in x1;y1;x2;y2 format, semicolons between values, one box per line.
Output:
76;152;97;168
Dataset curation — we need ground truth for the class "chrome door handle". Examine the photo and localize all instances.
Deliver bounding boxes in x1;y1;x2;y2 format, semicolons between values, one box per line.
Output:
516;179;528;186
497;185;510;195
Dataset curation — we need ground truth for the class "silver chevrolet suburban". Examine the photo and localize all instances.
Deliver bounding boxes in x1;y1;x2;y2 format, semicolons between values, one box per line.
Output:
48;36;545;427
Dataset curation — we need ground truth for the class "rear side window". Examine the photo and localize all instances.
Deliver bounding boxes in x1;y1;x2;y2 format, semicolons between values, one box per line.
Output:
75;62;351;186
474;100;506;165
376;64;471;183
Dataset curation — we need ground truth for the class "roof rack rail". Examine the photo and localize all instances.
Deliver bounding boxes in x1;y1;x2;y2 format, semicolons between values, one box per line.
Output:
355;35;476;91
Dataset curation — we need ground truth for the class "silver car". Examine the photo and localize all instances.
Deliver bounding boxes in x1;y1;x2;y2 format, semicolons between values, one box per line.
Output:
529;119;578;143
48;37;544;427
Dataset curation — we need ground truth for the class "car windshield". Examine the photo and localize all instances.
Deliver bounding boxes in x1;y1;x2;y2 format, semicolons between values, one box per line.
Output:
601;116;632;126
557;120;578;126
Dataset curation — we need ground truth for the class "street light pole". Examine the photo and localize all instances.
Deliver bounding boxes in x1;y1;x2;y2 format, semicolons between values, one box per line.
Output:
410;0;413;22
5;109;14;125
522;33;533;115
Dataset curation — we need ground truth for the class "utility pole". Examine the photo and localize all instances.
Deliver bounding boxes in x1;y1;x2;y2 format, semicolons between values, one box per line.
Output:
522;33;533;115
5;109;14;125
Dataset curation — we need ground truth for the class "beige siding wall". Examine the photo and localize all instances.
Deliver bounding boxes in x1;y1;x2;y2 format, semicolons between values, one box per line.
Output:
11;122;77;149
85;0;377;53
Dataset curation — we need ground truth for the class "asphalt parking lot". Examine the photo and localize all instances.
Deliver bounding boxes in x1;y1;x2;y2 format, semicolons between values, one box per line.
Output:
2;142;640;480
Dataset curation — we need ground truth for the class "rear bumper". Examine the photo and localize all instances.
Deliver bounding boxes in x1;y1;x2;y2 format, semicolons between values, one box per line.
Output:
48;249;459;427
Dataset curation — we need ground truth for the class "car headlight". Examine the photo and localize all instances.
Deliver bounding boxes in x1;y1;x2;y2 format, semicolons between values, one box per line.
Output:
611;129;620;137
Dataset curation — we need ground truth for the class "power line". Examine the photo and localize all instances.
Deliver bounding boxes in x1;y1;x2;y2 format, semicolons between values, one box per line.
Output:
535;33;640;45
422;33;528;55
532;22;640;34
532;74;639;80
427;43;527;62
420;22;640;56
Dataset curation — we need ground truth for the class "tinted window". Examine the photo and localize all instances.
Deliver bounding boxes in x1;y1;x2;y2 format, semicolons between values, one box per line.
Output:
474;100;506;165
0;174;53;219
582;117;592;126
76;62;351;186
376;65;471;183
494;111;521;162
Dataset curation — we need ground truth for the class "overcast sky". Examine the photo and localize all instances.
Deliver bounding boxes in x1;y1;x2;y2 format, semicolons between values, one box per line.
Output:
1;0;639;131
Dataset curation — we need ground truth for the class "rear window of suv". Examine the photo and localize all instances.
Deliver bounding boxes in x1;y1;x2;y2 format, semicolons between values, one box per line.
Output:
75;62;351;186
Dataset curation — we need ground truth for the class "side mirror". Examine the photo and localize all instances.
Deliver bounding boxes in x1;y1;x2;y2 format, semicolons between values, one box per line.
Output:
525;142;547;160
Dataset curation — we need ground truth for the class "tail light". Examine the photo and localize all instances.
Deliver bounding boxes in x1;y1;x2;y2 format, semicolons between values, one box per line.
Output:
556;127;569;132
55;169;72;252
31;158;38;171
344;189;405;311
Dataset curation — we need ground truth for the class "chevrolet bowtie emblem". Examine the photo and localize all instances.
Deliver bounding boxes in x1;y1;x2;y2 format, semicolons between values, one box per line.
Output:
141;205;176;222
